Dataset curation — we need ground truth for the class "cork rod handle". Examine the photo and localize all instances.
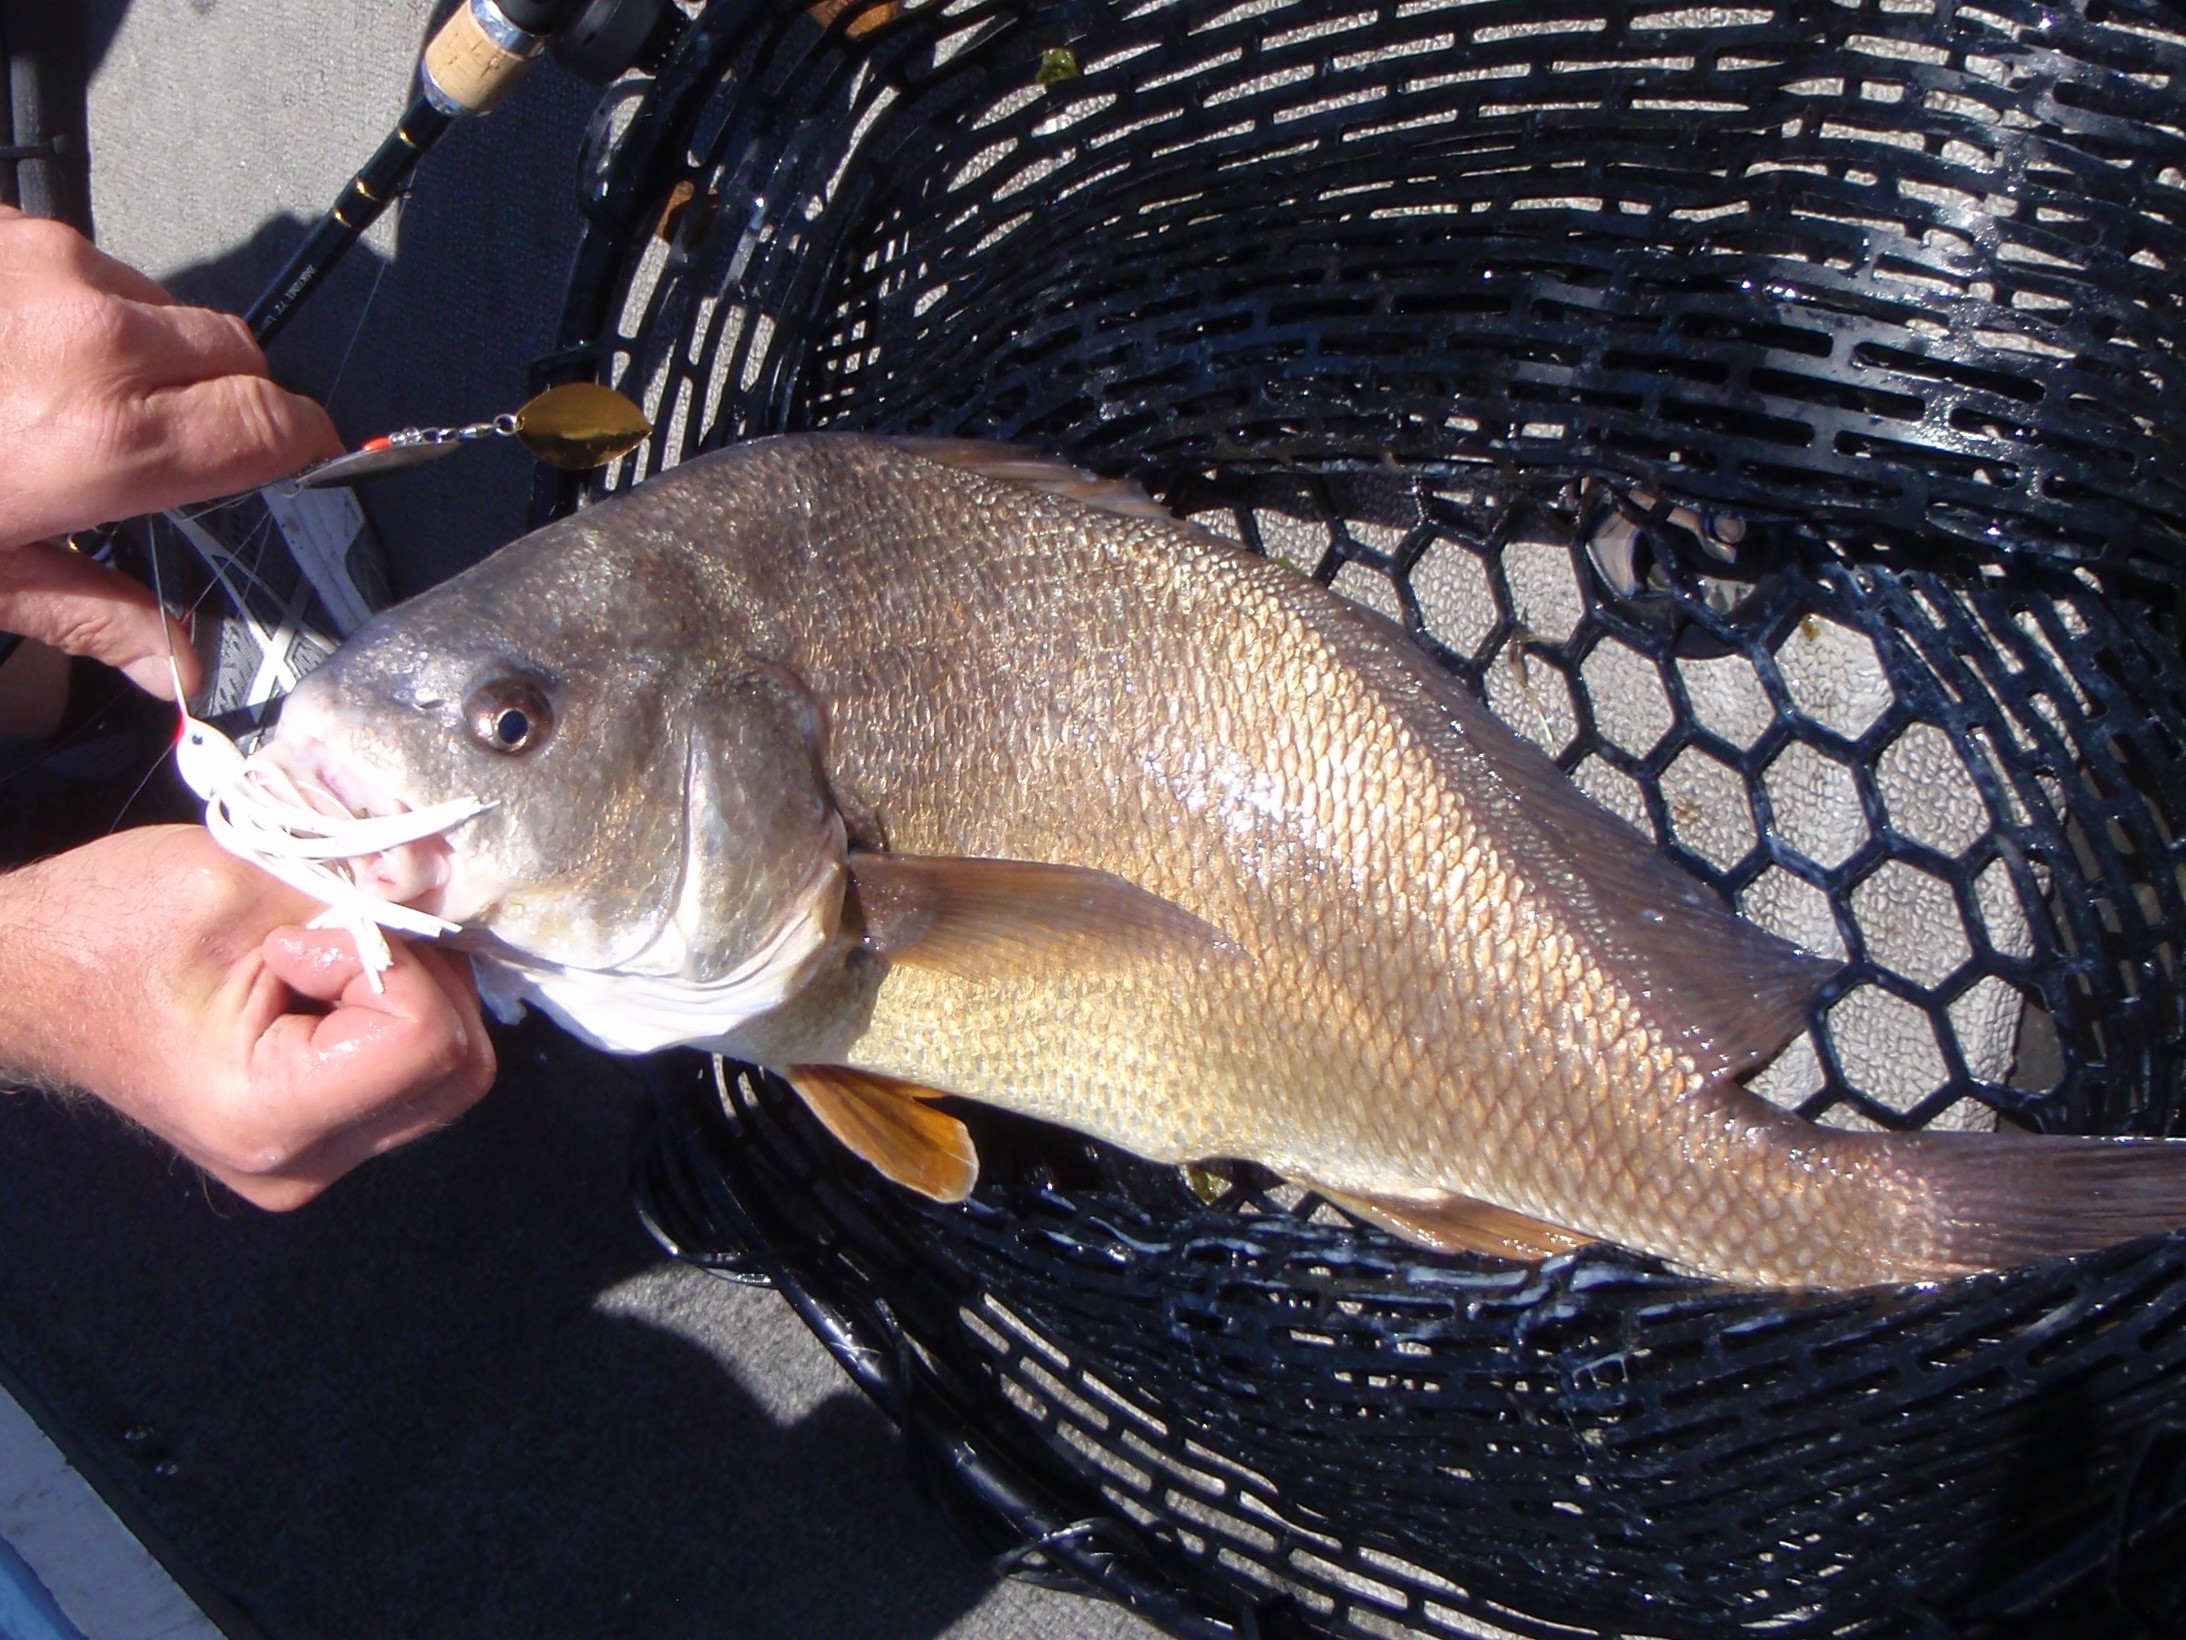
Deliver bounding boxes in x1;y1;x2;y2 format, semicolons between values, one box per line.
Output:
420;0;547;117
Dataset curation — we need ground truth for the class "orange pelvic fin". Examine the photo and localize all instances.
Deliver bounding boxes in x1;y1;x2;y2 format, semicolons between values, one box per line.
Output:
785;1063;978;1202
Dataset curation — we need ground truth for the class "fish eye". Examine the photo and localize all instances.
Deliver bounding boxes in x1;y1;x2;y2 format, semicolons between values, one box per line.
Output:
464;680;553;755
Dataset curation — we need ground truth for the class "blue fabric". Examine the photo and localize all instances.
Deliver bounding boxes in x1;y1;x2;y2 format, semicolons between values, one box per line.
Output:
0;1531;82;1640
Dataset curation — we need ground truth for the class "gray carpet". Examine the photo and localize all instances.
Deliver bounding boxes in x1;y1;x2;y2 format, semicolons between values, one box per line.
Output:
0;5;1155;1635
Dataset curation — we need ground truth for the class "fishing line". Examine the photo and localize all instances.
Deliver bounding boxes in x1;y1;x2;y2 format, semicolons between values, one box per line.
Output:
93;515;214;831
317;186;407;419
1;500;280;816
166;492;263;524
160;512;239;627
143;512;191;714
166;509;280;636
107;741;174;835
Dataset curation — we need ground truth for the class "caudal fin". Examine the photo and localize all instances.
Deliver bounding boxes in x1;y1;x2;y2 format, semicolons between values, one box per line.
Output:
1888;1131;2186;1278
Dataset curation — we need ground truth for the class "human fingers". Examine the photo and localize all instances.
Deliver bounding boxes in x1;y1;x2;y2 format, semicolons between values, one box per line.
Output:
0;537;200;699
197;934;496;1208
261;928;489;1032
215;1058;495;1210
0;208;177;308
251;924;382;1005
99;372;342;520
247;929;494;1133
402;940;499;1090
0;223;337;530
108;297;267;391
0;834;494;1210
257;932;502;1108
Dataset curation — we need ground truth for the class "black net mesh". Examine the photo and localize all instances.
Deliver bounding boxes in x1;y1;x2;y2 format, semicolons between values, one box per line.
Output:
540;0;2186;1632
636;1059;2186;1638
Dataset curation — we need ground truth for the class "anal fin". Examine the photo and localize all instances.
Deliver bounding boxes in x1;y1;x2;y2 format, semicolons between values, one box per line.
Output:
1313;1185;1593;1262
786;1064;978;1203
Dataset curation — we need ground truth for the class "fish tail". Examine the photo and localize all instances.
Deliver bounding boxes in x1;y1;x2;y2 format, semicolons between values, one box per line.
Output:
1870;1130;2186;1283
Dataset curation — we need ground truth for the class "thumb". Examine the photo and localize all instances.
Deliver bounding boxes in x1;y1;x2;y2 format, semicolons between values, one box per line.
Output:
260;925;378;1005
0;537;200;700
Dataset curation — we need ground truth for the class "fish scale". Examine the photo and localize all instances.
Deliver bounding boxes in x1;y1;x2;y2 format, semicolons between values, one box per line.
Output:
753;443;1903;1283
264;435;2186;1288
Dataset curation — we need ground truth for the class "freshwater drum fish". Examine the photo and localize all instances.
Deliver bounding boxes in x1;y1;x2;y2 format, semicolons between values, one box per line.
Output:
259;435;2186;1289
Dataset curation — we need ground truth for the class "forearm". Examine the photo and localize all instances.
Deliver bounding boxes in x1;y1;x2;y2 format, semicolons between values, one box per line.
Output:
0;851;127;1095
0;829;269;1116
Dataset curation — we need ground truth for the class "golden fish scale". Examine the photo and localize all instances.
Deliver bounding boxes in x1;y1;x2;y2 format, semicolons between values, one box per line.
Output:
764;444;1940;1286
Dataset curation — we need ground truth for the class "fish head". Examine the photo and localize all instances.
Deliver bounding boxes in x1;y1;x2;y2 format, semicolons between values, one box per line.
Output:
261;526;846;990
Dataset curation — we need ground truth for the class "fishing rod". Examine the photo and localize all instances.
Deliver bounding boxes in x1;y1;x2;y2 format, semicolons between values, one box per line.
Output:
245;0;682;345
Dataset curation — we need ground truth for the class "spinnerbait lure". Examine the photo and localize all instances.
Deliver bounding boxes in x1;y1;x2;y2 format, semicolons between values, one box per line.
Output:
151;540;491;992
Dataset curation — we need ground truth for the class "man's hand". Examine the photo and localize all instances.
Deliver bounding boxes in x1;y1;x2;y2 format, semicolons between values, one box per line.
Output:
0;207;343;699
0;827;497;1208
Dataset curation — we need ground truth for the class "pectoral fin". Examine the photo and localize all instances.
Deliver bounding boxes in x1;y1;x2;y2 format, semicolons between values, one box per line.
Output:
847;850;1233;982
786;1063;979;1202
1313;1185;1594;1262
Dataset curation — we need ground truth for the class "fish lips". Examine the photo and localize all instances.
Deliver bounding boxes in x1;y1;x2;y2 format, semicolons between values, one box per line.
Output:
255;729;469;920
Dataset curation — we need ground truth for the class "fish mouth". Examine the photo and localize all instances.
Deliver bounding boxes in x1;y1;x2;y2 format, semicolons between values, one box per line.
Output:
251;735;460;917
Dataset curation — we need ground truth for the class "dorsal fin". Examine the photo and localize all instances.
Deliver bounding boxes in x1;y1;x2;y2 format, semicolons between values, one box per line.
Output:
882;438;1175;521
1504;745;1835;1076
1316;597;1834;1077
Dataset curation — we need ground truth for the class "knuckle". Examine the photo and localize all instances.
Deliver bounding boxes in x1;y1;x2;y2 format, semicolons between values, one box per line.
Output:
164;847;264;927
451;1066;495;1110
39;595;159;673
206;1126;299;1178
207;377;305;472
183;378;310;487
42;602;120;658
7;214;86;263
82;377;154;467
236;1176;321;1212
70;289;136;360
406;1108;464;1146
224;374;284;441
213;310;266;369
416;1027;471;1086
194;1093;305;1180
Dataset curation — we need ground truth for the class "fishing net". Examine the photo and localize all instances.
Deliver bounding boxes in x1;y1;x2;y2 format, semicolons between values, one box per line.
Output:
541;0;2186;1631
